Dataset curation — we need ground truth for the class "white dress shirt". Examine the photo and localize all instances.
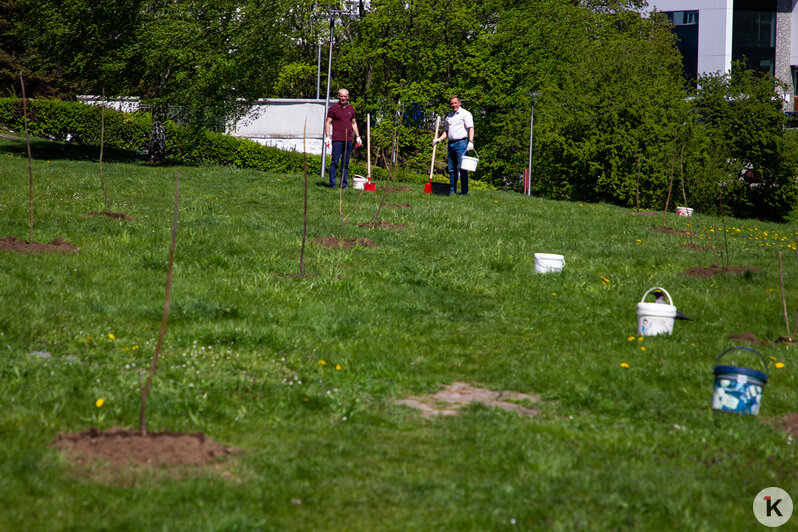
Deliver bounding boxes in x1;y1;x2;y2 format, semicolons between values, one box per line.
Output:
444;108;474;141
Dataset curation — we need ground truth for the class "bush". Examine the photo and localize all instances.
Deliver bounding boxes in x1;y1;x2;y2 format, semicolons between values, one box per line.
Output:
0;98;392;181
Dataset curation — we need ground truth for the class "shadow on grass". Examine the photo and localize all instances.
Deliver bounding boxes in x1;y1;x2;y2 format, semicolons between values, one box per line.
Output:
0;135;182;166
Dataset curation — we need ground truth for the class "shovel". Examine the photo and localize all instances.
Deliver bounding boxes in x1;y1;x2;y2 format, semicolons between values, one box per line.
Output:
365;113;375;191
425;115;440;194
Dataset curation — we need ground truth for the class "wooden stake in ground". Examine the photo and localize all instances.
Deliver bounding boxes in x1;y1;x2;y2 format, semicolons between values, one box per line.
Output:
662;140;676;227
779;251;791;340
719;186;730;270
300;121;308;275
635;154;641;214
677;145;693;246
99;89;110;212
20;73;34;247
139;171;180;436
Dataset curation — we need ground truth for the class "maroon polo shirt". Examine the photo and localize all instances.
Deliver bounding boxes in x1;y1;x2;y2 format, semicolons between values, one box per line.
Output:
327;103;357;141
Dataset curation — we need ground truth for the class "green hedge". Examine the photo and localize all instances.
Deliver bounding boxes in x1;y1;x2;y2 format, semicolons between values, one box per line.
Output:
0;98;396;181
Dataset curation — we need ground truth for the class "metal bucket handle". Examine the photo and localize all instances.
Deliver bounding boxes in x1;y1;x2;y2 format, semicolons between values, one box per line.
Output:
464;148;478;158
640;286;673;305
713;345;769;377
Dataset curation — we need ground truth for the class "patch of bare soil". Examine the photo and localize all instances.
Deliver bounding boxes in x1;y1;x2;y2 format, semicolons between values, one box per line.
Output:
768;413;798;438
390;203;412;208
728;332;792;346
680;265;760;278
377;186;414;193
395;382;539;418
280;272;320;278
628;210;659;216
52;427;237;476
0;236;79;254
650;226;689;235
315;236;376;248
88;210;133;220
357;222;406;229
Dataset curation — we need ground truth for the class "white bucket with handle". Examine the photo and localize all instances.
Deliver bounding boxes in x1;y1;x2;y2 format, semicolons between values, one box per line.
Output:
637;286;677;336
352;175;368;190
460;149;478;172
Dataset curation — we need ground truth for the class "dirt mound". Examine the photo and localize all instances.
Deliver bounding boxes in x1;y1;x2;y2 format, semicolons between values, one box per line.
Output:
628;210;659;216
315;236;376;248
357;222;405;229
0;236;79;254
728;332;792;346
52;427;236;471
88;210;133;220
681;243;706;251
681;265;760;278
769;413;798;438
395;382;539;418
650;226;689;235
390;203;412;208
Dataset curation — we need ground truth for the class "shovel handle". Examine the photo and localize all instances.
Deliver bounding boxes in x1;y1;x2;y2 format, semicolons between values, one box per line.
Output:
429;116;440;182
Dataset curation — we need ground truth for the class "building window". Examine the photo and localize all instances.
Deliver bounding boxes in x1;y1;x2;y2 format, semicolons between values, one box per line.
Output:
663;11;699;83
732;4;776;75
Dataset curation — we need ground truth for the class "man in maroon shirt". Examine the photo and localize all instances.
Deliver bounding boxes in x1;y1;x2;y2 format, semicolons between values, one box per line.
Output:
325;88;361;188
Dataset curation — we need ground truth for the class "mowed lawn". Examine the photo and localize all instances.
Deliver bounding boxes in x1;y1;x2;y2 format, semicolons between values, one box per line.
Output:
1;136;798;530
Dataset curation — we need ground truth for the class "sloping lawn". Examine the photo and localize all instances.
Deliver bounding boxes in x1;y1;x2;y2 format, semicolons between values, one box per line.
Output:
1;136;797;530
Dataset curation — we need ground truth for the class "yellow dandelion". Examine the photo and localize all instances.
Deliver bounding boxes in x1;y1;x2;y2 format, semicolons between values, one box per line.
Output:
638;337;644;342
770;356;777;361
600;276;610;284
494;200;498;203
627;336;635;342
551;292;556;296
335;364;342;371
318;360;327;366
108;333;115;340
95;398;104;408
620;362;629;368
636;239;642;243
641;346;646;351
775;362;785;368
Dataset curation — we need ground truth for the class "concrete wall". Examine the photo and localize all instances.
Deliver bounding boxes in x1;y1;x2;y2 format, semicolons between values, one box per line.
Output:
78;97;331;155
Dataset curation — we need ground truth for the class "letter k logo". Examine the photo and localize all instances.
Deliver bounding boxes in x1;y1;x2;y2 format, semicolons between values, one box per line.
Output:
765;496;783;517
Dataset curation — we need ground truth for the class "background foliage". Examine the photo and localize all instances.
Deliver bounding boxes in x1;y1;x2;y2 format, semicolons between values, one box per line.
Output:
2;0;797;219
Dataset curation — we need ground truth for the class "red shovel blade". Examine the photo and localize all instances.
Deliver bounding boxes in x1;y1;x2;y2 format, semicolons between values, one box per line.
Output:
424;182;431;194
365;183;376;192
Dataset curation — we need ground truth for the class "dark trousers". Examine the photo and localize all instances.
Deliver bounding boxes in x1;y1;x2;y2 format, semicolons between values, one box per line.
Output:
447;139;469;195
329;141;353;188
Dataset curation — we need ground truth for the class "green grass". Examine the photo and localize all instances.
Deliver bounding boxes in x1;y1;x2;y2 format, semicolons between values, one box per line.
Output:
2;135;798;530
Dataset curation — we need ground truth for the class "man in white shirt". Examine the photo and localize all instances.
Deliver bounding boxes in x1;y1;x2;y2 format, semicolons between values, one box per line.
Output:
434;96;474;195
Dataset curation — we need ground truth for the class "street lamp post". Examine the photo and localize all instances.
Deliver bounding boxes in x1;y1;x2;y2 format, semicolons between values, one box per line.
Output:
320;15;335;181
527;92;539;196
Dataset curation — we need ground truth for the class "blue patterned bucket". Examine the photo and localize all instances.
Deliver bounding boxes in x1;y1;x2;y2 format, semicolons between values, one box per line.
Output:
712;346;769;415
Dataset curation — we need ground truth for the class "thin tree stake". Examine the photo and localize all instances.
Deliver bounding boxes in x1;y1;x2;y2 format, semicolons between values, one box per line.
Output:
635;154;641;214
662;140;676;227
139;171;180;436
99;89;110;212
20;73;33;247
300;121;308;275
719;187;730;270
779;251;791;340
677;144;692;246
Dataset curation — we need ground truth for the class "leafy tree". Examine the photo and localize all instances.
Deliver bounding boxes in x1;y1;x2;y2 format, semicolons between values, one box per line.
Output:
688;63;798;220
17;0;286;162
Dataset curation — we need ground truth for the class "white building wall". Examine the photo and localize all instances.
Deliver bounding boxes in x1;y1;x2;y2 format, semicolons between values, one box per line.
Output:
647;0;734;75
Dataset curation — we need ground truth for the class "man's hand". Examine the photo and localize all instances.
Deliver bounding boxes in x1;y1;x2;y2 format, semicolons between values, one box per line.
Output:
467;141;474;152
433;138;440;145
325;137;331;148
356;136;362;147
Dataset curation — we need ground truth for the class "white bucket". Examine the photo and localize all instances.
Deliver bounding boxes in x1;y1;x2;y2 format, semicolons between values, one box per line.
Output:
352;176;368;190
636;286;677;336
534;253;565;274
676;206;693;217
460;149;478;172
